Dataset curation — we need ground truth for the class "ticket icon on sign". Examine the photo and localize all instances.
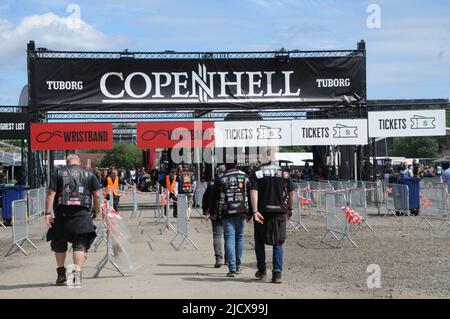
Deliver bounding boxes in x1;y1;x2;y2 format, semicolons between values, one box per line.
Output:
256;125;282;139
410;115;436;129
333;124;358;138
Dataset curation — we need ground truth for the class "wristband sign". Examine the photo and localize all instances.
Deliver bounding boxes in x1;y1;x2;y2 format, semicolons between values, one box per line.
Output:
368;109;446;138
136;121;215;148
30;123;113;150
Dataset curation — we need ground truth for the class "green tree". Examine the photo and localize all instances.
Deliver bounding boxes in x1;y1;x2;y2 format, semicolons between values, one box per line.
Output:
100;142;142;168
279;146;309;152
393;137;439;158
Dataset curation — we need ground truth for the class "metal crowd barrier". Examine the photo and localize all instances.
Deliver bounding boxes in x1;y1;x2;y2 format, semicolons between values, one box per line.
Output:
384;183;415;221
288;190;308;232
309;181;331;217
27;187;47;223
419;183;450;229
160;189;176;234
419;177;444;188
93;190;125;278
92;189;106;252
363;181;383;215
153;183;165;224
320;191;358;248
5;199;38;257
348;187;373;231
170;194;198;250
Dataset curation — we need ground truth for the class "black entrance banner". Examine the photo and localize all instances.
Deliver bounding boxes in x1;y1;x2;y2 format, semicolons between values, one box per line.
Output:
30;56;365;111
0;112;29;139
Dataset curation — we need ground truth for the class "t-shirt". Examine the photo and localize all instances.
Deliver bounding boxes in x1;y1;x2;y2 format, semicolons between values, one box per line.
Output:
443;168;450;185
250;161;295;214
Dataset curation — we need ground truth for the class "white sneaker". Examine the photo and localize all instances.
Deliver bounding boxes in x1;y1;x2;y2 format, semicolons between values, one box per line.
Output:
73;270;82;288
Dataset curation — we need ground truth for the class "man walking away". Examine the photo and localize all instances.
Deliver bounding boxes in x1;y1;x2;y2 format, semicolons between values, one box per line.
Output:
250;147;295;284
211;163;251;277
202;165;227;268
442;163;450;194
45;154;101;287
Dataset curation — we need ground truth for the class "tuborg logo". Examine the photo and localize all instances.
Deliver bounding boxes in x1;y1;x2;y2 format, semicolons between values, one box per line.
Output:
99;64;302;104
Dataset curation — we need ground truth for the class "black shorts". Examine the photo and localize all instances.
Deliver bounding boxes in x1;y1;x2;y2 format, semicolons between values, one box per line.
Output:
51;233;93;253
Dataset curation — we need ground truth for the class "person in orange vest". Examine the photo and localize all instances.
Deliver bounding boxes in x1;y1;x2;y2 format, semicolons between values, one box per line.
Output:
164;168;178;218
102;168;130;211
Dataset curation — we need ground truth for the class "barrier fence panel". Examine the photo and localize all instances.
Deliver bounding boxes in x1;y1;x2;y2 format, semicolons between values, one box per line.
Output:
5;199;38;257
348;187;373;231
93;195;125;278
309;181;331;217
328;180;344;192
363;181;382;215
170;194;198;250
153;183;165;224
160;189;176;234
27;189;40;222
320;192;358;248
288;190;308;232
92;188;106;252
385;183;415;221
297;183;313;217
419;184;450;229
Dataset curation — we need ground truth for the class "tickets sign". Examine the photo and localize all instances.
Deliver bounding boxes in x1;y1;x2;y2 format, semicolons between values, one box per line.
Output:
214;121;292;147
291;119;368;145
368;109;446;138
30;123;113;150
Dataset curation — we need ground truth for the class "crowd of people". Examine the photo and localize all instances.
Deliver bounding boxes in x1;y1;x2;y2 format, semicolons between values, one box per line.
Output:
382;159;446;182
43;152;450;287
44;148;295;286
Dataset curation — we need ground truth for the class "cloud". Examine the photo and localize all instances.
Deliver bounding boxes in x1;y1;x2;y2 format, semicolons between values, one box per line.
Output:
0;12;127;64
0;11;127;104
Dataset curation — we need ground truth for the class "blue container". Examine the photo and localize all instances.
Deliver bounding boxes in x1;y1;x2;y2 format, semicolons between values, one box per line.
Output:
398;177;420;210
1;185;29;223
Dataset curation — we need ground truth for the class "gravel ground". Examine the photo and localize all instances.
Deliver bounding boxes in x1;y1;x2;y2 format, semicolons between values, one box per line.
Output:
280;214;450;298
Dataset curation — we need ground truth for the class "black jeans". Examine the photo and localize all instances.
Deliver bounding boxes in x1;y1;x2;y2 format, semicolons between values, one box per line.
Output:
113;195;120;211
164;193;178;217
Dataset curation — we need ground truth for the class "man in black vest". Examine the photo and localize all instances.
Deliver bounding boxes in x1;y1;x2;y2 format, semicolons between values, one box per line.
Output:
250;147;295;283
202;165;227;268
211;162;251;277
45;154;101;287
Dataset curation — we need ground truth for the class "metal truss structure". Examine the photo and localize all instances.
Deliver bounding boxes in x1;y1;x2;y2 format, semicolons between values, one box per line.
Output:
30;49;365;60
18;41;368;187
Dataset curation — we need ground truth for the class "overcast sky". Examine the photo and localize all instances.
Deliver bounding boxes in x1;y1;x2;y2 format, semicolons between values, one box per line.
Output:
0;0;449;105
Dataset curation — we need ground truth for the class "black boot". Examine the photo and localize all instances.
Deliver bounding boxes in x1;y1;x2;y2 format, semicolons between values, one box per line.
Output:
255;269;267;280
214;257;222;268
56;267;67;285
271;272;282;284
